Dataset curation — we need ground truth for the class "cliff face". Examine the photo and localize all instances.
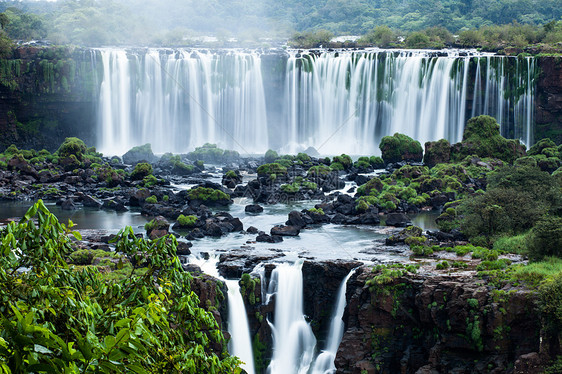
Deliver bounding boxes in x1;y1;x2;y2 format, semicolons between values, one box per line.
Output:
0;46;99;151
536;56;562;144
335;268;545;374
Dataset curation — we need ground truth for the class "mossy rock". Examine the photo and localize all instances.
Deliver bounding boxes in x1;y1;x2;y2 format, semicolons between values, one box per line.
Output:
123;143;157;164
187;187;231;205
451;115;525;163
356;177;384;196
264;149;279;163
379;133;423;164
257;163;287;177
527;138;557;156
57;137;87;161
514;156;538;168
424;139;451;167
131;162;153;180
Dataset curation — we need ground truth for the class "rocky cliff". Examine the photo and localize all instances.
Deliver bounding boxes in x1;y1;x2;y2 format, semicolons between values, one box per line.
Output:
536;56;562;144
0;46;98;151
335;267;547;374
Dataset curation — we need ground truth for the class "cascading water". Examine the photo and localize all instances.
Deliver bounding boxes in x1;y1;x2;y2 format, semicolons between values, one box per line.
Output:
95;48;537;155
311;269;357;374
97;49;268;155
187;255;255;374
267;261;317;374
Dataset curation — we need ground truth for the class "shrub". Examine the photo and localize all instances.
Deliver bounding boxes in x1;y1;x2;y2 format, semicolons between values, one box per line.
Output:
527;216;562;260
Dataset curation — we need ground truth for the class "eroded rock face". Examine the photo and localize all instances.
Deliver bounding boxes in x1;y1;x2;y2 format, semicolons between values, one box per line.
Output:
336;269;543;374
535;57;562;144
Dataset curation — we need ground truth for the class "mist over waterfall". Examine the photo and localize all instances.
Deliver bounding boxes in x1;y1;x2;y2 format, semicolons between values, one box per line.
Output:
95;49;537;155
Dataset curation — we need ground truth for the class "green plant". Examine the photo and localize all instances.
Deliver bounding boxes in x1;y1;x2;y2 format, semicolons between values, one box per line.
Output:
145;195;157;204
187;187;230;202
176;214;197;228
131;162;153;180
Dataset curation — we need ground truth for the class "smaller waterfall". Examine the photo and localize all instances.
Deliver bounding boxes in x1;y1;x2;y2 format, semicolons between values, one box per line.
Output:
188;255;255;374
225;280;256;374
267;261;317;374
311;269;357;374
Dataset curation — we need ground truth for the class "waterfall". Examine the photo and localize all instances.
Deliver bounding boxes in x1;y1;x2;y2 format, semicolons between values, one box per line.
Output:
95;48;537;156
188;255;255;374
267;261;317;374
96;49;269;155
311;269;357;374
225;280;256;374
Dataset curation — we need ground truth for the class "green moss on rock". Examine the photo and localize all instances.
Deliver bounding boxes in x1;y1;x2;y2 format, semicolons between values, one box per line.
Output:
379;133;423;164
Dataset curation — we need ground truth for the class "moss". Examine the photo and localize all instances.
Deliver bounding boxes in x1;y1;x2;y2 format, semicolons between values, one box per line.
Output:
296;152;311;162
356;177;384;196
332;154;352;169
424;138;451;167
225;170;237;178
187;187;230;202
307;164;332;177
131;162;153;180
329;161;344;171
451;116;525;163
176;214;197;227
144;218;168;232
527;138;557;156
369;156;385;168
57;137;87;161
257;163;287;177
143;174;159;187
379;133;423;164
514;156;538;168
145;195;157;204
308;207;324;215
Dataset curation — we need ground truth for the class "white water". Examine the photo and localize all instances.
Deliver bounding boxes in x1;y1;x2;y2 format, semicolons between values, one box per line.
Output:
188;255;255;374
311;269;357;374
267;261;317;374
95;49;537;155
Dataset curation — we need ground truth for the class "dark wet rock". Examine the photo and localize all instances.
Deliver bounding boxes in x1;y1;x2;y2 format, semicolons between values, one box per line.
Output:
256;232;283;243
186;228;205;240
81;194;103;209
287;210;308;229
430;194;449;208
271;225;300;236
129;188;151;206
247;226;259;234
176;241;192;256
354;174;370;186
122;143;158;165
102;198;129;212
61;198;77;210
145;215;169;239
386;225;423;245
245;204;264;213
385;212;411;227
330;213;348;224
217;252;286;278
205;222;225;237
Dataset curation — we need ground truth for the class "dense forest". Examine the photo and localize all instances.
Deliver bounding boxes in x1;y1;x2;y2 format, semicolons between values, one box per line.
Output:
0;0;560;45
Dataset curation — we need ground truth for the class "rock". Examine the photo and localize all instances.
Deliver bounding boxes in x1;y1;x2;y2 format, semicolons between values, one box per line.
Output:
424;139;451;167
271;225;300;236
61;198;77;210
385;212;411;227
303;146;320;156
386;225;423;245
146;216;170;239
256;232;283;243
356;211;380;225
122;143;158;165
247;226;259;234
81;194;103;209
102;199;129;212
287;210;307;229
186;228;205;240
354;174;370;186
380;133;423;164
149;229;168;239
176;241;192;256
245;204;264;213
205;222;225;237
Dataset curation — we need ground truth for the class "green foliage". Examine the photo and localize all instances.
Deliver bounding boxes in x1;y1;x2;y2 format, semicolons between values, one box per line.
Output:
356;177;384;196
308;207;324;215
187;187;230;202
405;31;430;48
436;261;450;270
527;216;562;260
288;29;333;48
57;137;86;161
296;153;311;162
358;26;396;47
332;154;352;169
131;162;153;180
379;133;423;164
307;165;332;177
176;214;197;228
0;200;240;372
492;234;528;255
257;163;287;177
145;195;157;204
452;116;525;163
329;162;344;171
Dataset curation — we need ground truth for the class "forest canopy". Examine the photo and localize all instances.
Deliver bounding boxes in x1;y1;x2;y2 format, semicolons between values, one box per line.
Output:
0;0;559;46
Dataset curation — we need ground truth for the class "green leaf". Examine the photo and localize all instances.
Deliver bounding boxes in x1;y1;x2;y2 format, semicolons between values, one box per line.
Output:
104;336;116;351
34;344;53;354
127;364;148;374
